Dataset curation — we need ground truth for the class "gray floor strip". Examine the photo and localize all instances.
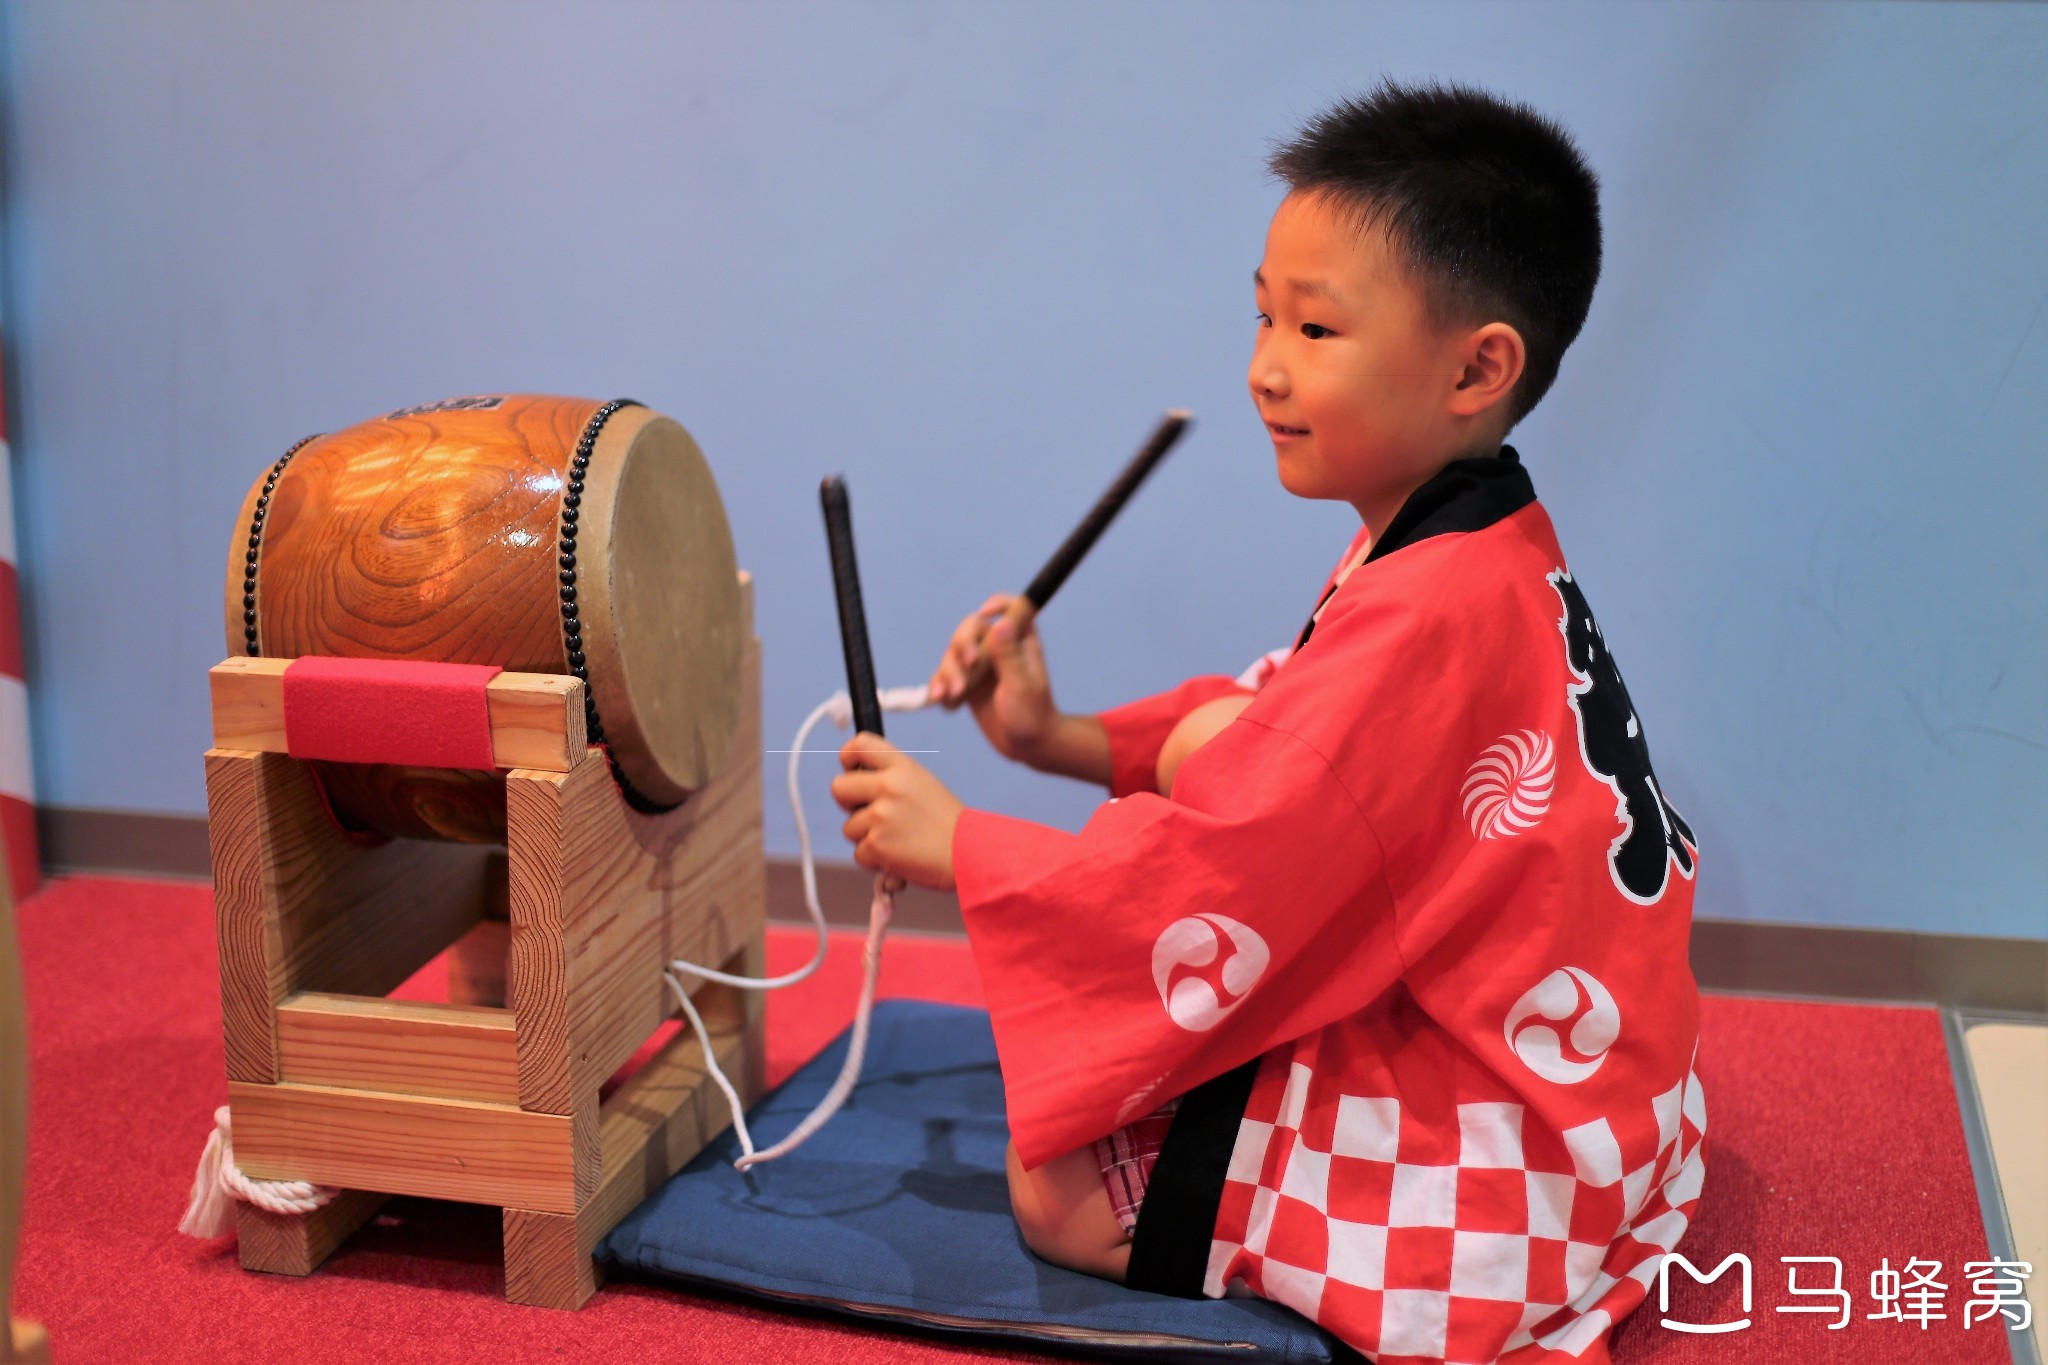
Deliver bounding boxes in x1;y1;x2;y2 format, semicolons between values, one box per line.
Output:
1943;1007;2040;1365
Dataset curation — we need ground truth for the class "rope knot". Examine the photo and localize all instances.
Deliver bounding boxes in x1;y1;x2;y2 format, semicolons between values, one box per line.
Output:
178;1105;339;1238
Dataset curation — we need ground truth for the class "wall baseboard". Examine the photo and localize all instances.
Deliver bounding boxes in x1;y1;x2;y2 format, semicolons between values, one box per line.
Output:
36;804;2047;1014
38;805;215;881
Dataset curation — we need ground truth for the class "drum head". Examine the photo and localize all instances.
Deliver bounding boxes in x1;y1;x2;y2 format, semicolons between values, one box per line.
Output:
226;396;744;826
578;408;743;806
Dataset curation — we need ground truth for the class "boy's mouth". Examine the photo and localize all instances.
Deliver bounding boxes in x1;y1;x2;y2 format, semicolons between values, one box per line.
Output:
1266;421;1310;438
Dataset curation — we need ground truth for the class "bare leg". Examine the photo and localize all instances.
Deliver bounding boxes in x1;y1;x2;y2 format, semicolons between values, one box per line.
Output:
1004;1139;1132;1282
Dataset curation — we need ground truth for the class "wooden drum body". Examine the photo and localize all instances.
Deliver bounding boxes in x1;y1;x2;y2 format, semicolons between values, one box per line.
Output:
226;395;742;839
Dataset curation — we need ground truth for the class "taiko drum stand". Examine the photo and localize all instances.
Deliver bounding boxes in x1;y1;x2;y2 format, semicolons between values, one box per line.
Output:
201;577;764;1309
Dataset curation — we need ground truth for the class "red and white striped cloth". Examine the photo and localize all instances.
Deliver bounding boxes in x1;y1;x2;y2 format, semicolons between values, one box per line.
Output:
0;344;38;904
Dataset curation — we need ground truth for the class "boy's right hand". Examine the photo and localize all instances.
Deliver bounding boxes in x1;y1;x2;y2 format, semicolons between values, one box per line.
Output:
929;594;1059;764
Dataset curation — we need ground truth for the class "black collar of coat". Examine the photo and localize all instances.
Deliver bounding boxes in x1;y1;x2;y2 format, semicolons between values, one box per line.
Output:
1364;444;1536;564
1294;447;1536;650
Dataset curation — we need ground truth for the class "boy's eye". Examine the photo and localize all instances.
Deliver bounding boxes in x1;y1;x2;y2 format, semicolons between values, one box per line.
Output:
1254;312;1272;327
1301;322;1333;340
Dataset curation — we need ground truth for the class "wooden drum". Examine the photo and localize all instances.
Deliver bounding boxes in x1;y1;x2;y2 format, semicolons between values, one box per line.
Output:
225;394;742;841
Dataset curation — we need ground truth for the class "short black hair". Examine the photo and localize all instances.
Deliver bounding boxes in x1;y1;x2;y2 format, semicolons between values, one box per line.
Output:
1269;81;1602;427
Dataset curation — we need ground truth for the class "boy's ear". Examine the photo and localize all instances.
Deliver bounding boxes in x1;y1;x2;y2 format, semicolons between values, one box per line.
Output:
1447;322;1525;421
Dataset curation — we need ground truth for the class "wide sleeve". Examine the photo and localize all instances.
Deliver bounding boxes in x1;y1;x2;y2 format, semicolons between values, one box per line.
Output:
954;587;1444;1167
954;717;1402;1167
1096;675;1255;798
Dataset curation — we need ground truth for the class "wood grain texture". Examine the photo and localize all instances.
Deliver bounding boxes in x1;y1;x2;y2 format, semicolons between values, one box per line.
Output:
234;1188;388;1278
0;850;45;1360
501;988;754;1311
590;948;757;1233
740;943;767;1099
229;1080;578;1213
506;581;762;1117
209;657;588;773
204;749;276;1082
276;994;519;1104
204;749;500;1083
445;917;511;1009
233;395;592;673
226;395;742;829
682;932;767;1099
500;1206;596;1311
301;762;509;845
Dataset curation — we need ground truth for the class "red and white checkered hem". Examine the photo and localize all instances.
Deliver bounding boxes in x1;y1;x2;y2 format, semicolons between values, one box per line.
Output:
1204;1060;1707;1363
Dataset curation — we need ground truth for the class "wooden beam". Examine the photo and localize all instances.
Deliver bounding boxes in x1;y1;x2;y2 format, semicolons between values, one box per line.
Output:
589;995;750;1238
506;590;763;1118
502;1005;753;1310
445;918;512;1010
229;1080;580;1214
275;993;519;1104
235;1189;389;1278
208;657;588;773
205;749;501;1084
205;749;280;1083
500;1207;595;1311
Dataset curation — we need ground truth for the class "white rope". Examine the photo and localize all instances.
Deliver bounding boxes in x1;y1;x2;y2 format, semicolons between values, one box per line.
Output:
178;1105;339;1237
668;682;930;1170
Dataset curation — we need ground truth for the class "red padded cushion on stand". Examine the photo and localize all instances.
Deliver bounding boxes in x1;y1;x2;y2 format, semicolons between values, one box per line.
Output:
281;657;503;770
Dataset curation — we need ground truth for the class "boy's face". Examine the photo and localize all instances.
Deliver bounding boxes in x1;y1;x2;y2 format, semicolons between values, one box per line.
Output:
1250;193;1482;525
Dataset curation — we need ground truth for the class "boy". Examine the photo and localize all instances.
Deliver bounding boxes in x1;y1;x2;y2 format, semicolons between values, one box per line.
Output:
830;82;1704;1365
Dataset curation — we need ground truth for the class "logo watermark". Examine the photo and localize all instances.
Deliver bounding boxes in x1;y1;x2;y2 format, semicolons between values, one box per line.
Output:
1657;1253;2031;1335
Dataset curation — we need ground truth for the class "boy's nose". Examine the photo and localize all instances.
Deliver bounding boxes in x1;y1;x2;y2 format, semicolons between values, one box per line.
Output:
1249;357;1288;400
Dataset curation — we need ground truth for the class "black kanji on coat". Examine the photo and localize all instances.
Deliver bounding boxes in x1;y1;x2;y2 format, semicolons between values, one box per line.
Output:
1548;570;1697;904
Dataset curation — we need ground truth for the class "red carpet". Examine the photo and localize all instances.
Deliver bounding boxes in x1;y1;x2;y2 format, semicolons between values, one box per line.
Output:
11;876;2005;1364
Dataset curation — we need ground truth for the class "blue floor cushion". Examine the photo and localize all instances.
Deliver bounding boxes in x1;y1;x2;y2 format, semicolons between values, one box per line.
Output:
599;1000;1340;1362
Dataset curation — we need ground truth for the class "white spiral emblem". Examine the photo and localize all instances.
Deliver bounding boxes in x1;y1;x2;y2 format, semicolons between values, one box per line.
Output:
1461;729;1556;839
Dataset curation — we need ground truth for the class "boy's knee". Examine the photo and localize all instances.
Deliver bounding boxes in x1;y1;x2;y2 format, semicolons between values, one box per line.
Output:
1004;1140;1132;1282
1004;1139;1057;1257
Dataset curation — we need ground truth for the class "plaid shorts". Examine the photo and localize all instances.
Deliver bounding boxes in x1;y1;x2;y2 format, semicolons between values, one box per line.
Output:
1094;1099;1180;1234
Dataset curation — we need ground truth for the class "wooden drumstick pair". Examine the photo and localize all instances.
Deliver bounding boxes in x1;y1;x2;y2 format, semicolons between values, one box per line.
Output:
820;410;1191;731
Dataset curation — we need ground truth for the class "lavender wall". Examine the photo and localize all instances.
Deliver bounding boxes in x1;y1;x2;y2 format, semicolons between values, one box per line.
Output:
4;1;2043;937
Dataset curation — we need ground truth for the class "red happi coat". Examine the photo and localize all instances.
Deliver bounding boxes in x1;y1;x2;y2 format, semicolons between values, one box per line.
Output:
952;474;1705;1364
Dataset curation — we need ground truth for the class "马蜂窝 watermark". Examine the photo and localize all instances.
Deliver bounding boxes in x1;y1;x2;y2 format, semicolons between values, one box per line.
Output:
1658;1254;2031;1334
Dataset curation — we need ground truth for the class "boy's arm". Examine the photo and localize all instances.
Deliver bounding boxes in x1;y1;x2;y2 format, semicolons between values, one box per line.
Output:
1016;674;1258;793
1095;675;1255;797
930;592;1249;793
1011;710;1111;788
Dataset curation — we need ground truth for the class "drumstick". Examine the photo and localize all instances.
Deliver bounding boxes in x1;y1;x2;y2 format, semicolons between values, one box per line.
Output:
1022;409;1190;611
951;409;1191;703
820;476;886;739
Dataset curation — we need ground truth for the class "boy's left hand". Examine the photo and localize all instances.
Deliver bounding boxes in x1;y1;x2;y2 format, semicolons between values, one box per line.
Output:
831;734;965;890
